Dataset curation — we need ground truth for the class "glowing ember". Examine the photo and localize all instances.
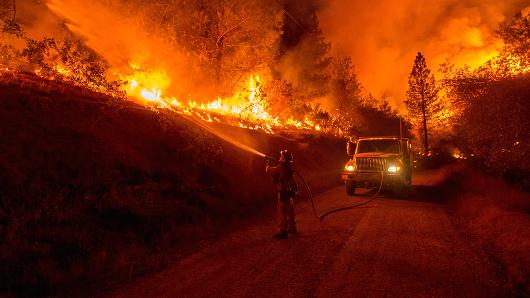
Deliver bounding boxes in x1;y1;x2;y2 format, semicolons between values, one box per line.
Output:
122;63;170;103
451;149;467;160
54;65;71;76
503;55;530;76
0;66;13;72
140;88;161;102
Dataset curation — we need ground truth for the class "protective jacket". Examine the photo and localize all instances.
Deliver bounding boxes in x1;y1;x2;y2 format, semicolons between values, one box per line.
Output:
266;163;298;201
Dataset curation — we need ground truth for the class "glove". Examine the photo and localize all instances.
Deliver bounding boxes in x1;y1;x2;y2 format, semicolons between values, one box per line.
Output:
265;156;276;165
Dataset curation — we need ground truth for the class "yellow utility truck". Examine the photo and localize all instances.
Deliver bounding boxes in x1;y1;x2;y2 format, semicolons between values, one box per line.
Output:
342;137;412;195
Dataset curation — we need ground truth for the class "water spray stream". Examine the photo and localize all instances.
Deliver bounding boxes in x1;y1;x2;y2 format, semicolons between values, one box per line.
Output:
180;113;266;158
176;108;382;221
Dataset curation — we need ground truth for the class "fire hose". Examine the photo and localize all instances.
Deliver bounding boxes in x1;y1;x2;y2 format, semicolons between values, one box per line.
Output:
157;106;386;219
267;156;384;221
20;86;384;220
295;170;384;221
180;113;384;220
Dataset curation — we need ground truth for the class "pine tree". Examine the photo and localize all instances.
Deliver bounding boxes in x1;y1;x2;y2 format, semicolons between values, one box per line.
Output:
405;52;441;153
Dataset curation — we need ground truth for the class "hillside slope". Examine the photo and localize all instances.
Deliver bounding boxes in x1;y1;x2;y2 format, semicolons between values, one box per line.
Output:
0;72;347;295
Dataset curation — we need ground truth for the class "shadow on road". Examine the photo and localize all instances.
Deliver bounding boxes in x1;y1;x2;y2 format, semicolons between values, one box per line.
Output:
380;183;459;204
379;165;466;204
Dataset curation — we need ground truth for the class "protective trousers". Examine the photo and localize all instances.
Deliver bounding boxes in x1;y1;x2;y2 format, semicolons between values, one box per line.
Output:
277;195;296;233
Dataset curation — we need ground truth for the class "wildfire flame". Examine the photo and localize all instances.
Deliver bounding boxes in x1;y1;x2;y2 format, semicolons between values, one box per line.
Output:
120;64;318;134
499;55;530;76
123;64;169;105
1;60;323;134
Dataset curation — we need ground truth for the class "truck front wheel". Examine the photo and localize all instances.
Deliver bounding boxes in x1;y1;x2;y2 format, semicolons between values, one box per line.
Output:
346;181;356;196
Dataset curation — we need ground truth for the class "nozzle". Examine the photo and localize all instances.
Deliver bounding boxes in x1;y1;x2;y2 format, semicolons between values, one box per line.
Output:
265;155;277;163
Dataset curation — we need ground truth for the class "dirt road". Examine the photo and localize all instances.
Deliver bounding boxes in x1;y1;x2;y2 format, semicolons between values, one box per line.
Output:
110;171;512;297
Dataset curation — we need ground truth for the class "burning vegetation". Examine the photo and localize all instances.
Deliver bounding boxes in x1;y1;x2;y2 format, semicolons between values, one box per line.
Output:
437;12;530;184
0;19;318;134
1;0;406;138
1;0;528;183
1;0;528;147
0;0;530;296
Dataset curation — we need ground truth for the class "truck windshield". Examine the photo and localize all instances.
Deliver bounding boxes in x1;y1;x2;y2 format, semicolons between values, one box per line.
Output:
357;139;400;154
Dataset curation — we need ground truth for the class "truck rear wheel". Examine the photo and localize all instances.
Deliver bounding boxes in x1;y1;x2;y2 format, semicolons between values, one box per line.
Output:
346;181;356;196
403;170;412;187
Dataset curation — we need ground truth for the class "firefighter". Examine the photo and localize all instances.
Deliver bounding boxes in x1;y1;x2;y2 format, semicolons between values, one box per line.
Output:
266;150;298;239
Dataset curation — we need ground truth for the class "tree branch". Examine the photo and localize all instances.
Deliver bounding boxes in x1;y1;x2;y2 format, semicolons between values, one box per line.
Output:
216;18;247;48
227;0;238;16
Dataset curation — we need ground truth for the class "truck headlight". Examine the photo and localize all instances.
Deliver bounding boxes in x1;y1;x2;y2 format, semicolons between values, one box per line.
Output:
387;166;400;172
345;165;355;172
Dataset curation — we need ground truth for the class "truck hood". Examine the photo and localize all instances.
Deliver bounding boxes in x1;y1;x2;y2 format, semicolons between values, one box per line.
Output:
355;152;401;158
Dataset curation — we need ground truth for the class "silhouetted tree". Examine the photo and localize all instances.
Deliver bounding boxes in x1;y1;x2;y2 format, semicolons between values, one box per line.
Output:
405;52;441;153
441;12;530;180
330;56;362;134
278;4;332;100
498;12;530;63
168;0;283;94
1;18;122;94
353;94;404;137
294;27;332;99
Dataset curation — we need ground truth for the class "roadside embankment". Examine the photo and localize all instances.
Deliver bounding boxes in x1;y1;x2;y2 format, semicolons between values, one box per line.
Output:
0;74;347;296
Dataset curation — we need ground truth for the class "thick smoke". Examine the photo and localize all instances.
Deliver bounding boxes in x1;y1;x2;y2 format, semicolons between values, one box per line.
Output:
1;0;63;39
6;0;528;111
318;0;530;110
43;0;281;100
45;0;197;97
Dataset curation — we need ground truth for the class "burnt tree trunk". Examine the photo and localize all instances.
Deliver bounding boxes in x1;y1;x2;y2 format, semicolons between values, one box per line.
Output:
215;38;223;84
421;98;429;153
420;77;429;153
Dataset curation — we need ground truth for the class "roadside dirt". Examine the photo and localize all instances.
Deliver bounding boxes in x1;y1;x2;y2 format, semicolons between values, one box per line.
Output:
109;170;516;297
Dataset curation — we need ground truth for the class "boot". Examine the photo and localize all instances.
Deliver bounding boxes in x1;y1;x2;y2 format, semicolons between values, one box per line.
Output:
288;227;298;235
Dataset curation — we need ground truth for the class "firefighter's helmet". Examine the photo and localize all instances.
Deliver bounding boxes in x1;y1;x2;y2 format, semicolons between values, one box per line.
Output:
279;150;293;164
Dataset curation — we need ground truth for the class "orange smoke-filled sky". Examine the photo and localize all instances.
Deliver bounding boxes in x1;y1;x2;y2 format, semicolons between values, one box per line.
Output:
6;0;529;111
318;0;529;110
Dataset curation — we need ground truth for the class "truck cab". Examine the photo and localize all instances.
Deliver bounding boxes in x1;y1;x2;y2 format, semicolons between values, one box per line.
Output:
342;136;412;195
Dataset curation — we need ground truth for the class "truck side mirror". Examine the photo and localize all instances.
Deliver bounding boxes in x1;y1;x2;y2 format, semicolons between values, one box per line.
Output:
347;141;356;156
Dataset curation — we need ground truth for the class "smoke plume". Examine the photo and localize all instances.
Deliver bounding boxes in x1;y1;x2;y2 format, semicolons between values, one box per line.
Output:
45;0;199;98
318;0;530;110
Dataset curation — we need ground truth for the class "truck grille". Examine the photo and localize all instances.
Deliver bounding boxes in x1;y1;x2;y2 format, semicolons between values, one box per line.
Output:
356;157;387;171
